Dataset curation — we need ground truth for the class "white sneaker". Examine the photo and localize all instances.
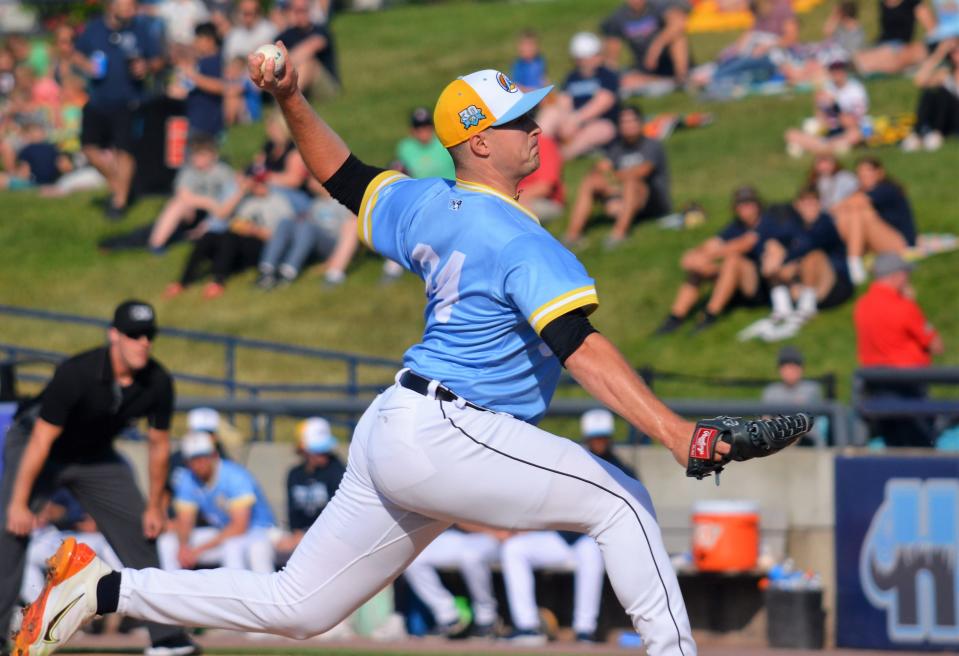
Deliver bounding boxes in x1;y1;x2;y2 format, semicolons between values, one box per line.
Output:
922;131;943;151
900;133;921;152
12;537;113;656
759;315;804;342
786;142;804;159
737;316;776;342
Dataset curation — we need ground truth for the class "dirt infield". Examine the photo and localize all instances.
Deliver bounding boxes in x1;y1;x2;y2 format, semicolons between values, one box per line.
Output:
64;630;937;655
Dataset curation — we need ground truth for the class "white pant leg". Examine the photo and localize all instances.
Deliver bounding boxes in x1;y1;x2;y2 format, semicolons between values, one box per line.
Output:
21;527;63;602
456;533;499;626
118;392;450;639
366;388;694;656
156;532;179;571
245;529;276;573
403;530;462;625
571;535;605;635
500;532;573;631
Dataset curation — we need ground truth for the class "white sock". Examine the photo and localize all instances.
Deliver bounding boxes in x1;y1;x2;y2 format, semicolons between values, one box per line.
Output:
847;256;867;285
797;287;818;317
771;285;793;318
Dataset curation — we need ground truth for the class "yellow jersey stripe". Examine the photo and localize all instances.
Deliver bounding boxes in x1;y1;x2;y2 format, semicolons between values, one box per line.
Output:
228;495;256;508
529;286;599;334
358;171;407;249
455;179;540;224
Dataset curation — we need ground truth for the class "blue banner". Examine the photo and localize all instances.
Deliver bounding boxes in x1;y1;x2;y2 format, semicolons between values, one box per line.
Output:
836;455;959;651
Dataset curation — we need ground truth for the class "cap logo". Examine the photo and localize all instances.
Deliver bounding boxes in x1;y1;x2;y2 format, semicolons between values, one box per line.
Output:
459;105;486;129
496;72;518;93
130;305;154;321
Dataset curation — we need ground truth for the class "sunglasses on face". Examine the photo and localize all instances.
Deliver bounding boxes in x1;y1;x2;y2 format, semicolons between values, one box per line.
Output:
122;328;157;341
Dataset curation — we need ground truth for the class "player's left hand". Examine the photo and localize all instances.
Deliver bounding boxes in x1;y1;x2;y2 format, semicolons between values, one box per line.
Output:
686;414;813;480
142;506;165;539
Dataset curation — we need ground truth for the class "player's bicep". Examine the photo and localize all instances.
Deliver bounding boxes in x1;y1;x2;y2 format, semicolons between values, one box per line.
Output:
500;233;599;335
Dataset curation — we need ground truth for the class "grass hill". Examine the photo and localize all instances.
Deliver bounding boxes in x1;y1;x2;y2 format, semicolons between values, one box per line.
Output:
1;0;956;435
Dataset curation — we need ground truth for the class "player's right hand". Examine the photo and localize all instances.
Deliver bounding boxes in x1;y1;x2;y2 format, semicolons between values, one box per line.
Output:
248;41;298;101
5;502;37;537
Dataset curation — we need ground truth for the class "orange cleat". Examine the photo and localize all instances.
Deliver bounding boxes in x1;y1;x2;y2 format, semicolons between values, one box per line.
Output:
12;537;113;656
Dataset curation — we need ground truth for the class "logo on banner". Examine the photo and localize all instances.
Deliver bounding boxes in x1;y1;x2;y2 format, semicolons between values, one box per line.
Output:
860;479;959;644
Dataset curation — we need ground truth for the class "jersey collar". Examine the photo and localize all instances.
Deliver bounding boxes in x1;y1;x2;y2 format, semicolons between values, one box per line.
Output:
455;178;541;225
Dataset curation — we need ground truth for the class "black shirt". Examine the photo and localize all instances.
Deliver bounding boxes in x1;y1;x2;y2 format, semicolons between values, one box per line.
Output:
866;181;917;246
37;347;174;463
286;455;346;531
878;0;920;44
276;23;338;82
18;143;61;184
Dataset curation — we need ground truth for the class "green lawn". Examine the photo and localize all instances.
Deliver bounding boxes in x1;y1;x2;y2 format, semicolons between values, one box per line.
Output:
1;0;957;440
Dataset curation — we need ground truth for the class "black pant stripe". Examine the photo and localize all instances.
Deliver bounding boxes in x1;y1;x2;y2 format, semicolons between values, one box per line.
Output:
438;401;687;656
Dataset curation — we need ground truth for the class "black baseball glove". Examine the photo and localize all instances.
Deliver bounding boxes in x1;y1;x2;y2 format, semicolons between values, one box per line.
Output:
685;414;814;480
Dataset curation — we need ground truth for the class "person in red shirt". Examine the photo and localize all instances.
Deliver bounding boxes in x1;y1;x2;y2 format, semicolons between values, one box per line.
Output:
517;132;565;221
853;252;944;446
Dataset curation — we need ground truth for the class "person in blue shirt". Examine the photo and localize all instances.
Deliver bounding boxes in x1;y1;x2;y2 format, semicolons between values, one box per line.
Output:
157;431;277;574
74;0;165;219
510;30;548;91
536;32;619;160
39;60;798;656
178;22;226;138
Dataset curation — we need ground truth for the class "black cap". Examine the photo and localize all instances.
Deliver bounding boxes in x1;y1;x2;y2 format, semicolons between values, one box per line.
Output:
777;345;804;366
732;185;761;205
112;300;157;338
410;107;432;128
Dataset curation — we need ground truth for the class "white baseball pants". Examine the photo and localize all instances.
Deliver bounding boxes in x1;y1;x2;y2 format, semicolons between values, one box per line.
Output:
118;383;695;655
156;527;276;574
501;531;604;635
403;529;499;626
22;527;120;602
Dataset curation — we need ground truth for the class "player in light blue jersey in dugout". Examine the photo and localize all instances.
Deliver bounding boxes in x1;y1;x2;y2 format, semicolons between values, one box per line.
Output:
18;47;809;656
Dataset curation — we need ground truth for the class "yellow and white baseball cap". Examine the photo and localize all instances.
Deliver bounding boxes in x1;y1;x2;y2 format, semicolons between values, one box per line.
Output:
433;69;553;148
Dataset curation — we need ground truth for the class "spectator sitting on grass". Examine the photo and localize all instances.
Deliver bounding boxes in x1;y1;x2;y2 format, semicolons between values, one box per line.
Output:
655;185;781;334
224;55;263;126
148;134;237;252
830;156;914;284
901;38;959;152
510;29;549;91
749;186;853;341
785;59;868;158
536;32;619;161
781;0;866;85
392;107;454;180
760;346;825;446
853;0;935;76
601;0;691;94
563;105;671;249
0;120;72;191
223;0;277;63
806;153;859;210
164;165;293;299
255;183;354;290
276;0;339;99
254;109;313;215
516;132;565;222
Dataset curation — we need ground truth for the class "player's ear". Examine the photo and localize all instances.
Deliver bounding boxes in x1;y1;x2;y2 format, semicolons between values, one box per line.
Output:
467;132;491;158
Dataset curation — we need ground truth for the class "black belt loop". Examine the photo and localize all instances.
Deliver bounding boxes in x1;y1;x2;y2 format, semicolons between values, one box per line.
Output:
398;371;487;413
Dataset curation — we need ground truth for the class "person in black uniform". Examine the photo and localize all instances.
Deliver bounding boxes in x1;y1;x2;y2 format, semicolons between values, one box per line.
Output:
0;301;198;656
277;417;345;555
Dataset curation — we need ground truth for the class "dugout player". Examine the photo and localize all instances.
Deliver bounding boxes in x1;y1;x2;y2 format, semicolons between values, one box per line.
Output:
14;49;808;656
0;301;197;656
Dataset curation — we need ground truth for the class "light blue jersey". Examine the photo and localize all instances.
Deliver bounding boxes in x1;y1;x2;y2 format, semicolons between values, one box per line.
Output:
173;460;276;530
359;172;598;422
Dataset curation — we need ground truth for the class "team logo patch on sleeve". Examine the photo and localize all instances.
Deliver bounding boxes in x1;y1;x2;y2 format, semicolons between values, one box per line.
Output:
459;105;486;129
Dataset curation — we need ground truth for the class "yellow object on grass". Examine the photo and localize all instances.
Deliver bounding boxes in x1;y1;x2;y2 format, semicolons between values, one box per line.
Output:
687;0;824;34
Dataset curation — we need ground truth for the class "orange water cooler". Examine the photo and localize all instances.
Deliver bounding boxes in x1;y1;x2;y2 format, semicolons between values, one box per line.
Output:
691;500;759;572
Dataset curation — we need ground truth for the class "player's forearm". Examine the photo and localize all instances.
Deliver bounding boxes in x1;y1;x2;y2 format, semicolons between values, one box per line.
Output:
146;432;170;510
566;333;691;462
276;91;350;183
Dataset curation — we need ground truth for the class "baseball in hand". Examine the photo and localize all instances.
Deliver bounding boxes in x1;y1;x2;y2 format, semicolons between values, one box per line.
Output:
255;44;285;76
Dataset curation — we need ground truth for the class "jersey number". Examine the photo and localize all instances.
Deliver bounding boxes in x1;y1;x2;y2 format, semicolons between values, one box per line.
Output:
411;243;465;323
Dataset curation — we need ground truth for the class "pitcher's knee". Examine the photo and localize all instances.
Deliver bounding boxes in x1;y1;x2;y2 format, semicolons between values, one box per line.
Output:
268;571;344;639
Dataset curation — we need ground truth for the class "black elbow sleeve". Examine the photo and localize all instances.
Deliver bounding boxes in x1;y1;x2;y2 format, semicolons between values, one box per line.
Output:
540;309;598;365
322;153;387;215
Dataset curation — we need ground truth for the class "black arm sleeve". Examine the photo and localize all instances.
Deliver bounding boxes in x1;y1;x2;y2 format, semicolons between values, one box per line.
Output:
540;309;599;366
322;153;387;216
